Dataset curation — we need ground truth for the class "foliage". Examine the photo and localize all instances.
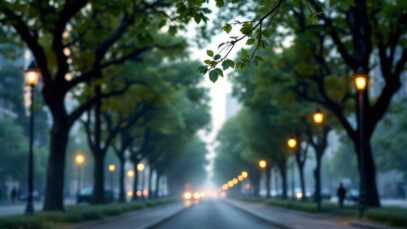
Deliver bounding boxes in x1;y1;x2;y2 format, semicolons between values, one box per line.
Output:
365;207;407;228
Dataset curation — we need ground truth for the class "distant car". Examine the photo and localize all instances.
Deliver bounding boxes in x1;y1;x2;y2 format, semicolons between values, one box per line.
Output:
19;191;41;201
347;189;359;202
77;188;115;203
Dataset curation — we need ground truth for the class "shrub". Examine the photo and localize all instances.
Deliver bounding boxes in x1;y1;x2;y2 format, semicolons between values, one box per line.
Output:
365;207;407;228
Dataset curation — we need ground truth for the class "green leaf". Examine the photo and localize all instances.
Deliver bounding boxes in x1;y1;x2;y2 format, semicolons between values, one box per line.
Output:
216;0;225;7
197;66;208;75
223;24;232;33
214;54;221;60
240;23;253;34
215;68;224;77
222;59;235;70
246;38;255;45
254;56;264;63
207;50;214;57
241;49;249;57
204;59;213;65
194;14;201;24
209;70;219;82
168;26;177;35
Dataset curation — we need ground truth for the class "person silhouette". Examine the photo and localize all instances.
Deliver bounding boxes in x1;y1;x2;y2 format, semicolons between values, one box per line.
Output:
337;183;346;208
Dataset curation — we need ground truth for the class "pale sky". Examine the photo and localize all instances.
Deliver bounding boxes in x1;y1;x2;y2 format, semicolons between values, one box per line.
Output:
182;2;244;188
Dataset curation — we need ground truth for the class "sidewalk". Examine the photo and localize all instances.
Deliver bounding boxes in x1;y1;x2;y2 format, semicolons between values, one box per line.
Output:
224;199;400;229
70;201;190;229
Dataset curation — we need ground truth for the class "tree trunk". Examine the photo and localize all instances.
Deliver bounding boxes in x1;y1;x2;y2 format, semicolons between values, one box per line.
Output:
148;168;153;199
357;141;380;207
43;114;70;211
155;172;160;198
266;168;271;198
132;169;139;201
278;163;287;199
299;164;306;201
118;156;125;202
314;154;322;210
251;170;261;197
92;153;105;204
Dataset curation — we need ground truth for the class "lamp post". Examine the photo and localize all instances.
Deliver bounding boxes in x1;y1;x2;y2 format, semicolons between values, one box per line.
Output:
354;67;368;217
137;163;145;199
313;109;325;211
108;164;116;191
287;138;297;204
75;153;86;200
24;61;40;214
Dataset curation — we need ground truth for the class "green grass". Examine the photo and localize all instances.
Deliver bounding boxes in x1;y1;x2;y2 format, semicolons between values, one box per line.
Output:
239;196;407;228
365;207;407;228
0;198;176;229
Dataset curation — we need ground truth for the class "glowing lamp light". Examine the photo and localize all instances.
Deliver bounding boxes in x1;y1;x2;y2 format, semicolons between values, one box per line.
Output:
354;68;368;91
137;163;145;171
25;61;40;86
313;109;324;125
127;170;135;177
108;164;116;172
287;138;297;149
184;192;192;200
232;178;238;184
238;175;243;181
227;181;234;187
259;160;267;169
75;153;85;166
241;171;248;178
222;184;228;190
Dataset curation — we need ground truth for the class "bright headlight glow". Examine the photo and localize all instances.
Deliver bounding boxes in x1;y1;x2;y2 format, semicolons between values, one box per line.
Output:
193;192;201;200
184;192;192;200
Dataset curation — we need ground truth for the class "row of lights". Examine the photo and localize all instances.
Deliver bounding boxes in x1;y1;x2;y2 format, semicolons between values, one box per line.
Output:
221;171;249;191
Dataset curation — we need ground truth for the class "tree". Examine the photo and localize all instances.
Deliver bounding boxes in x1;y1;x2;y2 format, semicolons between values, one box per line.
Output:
205;0;406;207
0;0;209;211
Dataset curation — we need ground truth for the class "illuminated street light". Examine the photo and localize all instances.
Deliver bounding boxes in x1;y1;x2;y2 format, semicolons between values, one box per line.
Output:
24;61;40;214
354;67;368;217
108;164;116;172
127;170;135;177
354;68;368;91
287;138;297;149
259;160;267;169
232;178;238;184
137;163;145;171
107;164;116;190
74;152;86;202
241;171;248;178
222;184;229;190
238;175;243;181
227;181;234;187
313;109;324;125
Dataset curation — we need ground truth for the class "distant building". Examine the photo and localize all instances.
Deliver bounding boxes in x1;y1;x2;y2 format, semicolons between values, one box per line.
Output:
225;93;241;119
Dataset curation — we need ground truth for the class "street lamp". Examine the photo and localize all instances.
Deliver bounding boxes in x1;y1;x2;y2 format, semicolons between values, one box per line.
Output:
313;109;324;125
241;171;248;178
108;164;116;191
259;160;267;169
127;170;135;177
24;61;40;214
74;152;86;201
137;163;145;172
287;137;298;203
354;67;368;217
232;178;238;185
287;138;297;149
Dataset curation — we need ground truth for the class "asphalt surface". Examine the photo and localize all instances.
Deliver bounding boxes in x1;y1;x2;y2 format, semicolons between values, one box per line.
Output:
152;199;278;229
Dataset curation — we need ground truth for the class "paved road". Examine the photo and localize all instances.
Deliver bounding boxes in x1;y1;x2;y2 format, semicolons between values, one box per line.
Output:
152;199;278;229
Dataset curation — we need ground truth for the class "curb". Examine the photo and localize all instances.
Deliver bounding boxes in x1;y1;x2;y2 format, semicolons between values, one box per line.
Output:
223;199;292;229
145;203;194;229
349;221;402;229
